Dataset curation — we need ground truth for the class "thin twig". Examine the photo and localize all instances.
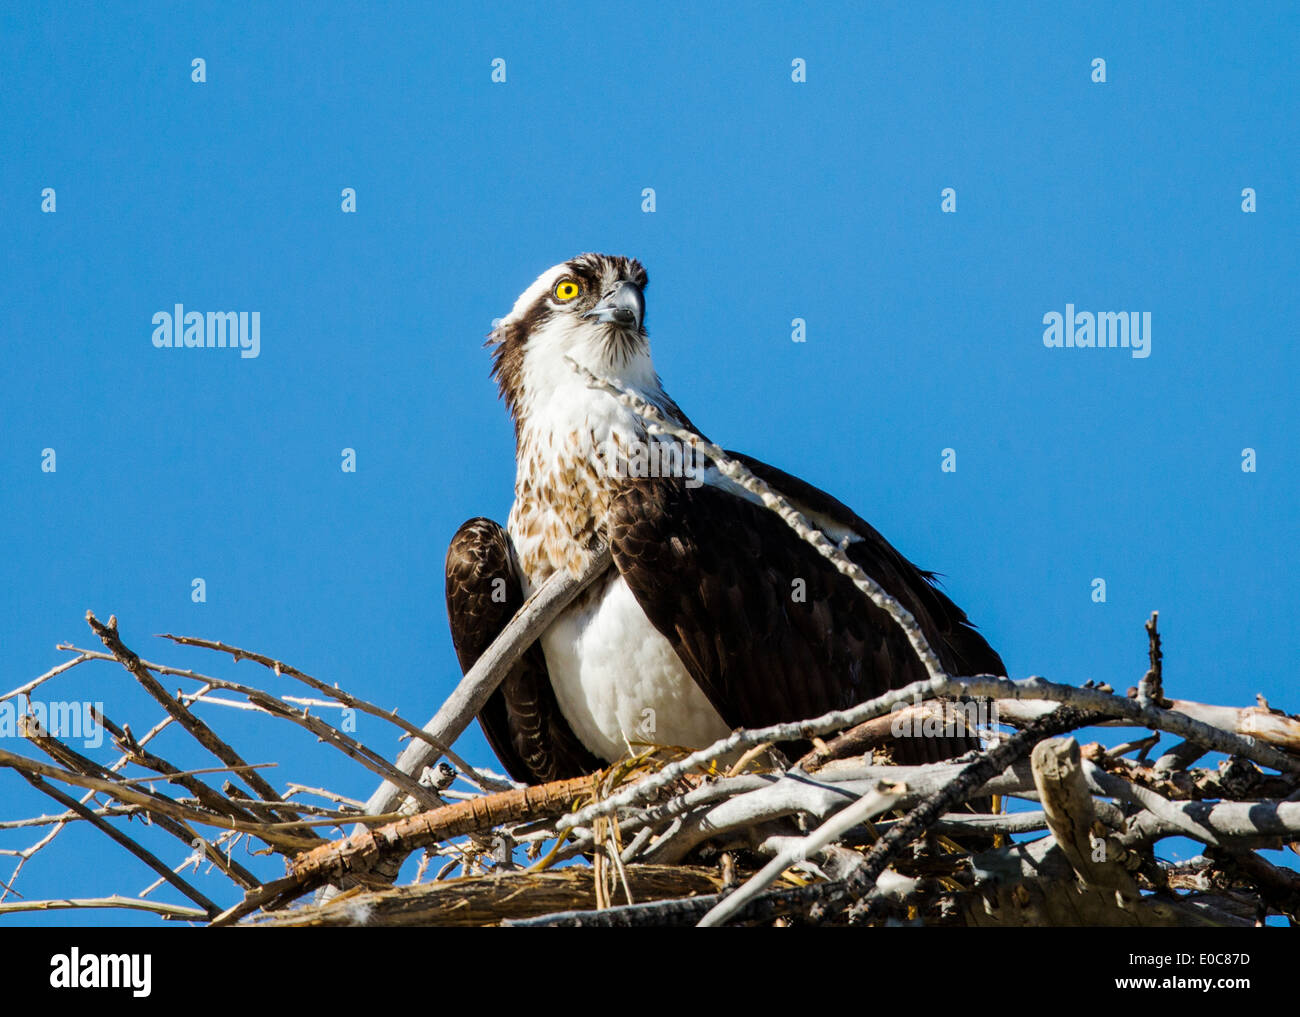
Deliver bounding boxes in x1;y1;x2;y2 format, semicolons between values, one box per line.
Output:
18;772;220;918
0;895;208;919
84;612;320;836
558;674;1300;840
0;653;94;703
158;633;510;791
356;545;613;821
698;781;905;926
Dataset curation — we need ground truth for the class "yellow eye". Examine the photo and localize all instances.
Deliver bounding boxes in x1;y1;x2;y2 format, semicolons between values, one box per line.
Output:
554;279;580;302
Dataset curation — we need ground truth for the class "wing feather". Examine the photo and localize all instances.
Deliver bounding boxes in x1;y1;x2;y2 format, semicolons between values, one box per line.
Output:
608;457;1005;764
445;518;602;784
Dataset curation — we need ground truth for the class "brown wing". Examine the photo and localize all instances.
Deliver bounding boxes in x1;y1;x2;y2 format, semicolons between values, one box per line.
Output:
445;518;602;784
731;452;1007;684
608;455;1005;764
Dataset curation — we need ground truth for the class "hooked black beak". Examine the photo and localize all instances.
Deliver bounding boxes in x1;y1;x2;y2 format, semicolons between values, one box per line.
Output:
582;281;644;331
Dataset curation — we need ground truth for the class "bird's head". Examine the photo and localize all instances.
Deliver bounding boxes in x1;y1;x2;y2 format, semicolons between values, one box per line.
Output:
488;253;652;430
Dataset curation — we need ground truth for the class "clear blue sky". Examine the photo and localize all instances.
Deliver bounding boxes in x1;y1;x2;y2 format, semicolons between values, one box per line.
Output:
1;3;1296;925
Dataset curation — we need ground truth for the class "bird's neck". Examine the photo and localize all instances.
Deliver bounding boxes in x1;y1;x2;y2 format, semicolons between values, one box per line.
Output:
507;377;671;585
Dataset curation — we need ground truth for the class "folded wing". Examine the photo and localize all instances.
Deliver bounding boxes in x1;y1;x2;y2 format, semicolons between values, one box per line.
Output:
608;453;1005;763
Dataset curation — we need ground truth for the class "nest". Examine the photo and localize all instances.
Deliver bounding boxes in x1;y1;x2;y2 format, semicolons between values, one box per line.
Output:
2;609;1299;927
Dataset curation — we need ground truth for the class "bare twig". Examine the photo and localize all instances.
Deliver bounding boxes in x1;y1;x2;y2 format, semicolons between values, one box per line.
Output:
0;895;208;920
0;653;94;703
698;781;905;926
18;772;220;918
158;633;509;791
1136;611;1164;707
356;544;613;821
0;745;320;847
84;612;319;836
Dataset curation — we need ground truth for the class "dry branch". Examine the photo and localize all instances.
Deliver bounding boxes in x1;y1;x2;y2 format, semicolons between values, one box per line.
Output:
3;478;1296;928
0;895;208;920
291;773;601;888
18;773;220;917
85;612;318;836
358;545;613;821
1031;737;1137;897
159;634;509;791
248;865;725;927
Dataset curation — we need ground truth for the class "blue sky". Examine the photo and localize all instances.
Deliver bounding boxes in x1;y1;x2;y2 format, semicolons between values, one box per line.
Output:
1;3;1296;925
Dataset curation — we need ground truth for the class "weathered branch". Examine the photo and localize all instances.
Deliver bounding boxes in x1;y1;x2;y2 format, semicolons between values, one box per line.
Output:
698;781;905;926
0;895;208;920
557;676;1300;840
358;545;613;821
291;773;601;891
18;772;220;919
159;633;510;791
1031;737;1138;897
85;612;318;836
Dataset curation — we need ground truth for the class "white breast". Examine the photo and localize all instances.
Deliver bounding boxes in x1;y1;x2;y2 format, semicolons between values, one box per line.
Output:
506;335;730;762
539;571;730;762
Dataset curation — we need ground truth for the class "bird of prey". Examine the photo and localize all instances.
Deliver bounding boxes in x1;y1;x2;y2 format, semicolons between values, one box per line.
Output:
445;253;1004;785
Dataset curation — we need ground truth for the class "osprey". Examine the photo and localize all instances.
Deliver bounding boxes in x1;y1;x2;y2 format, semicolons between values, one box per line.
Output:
445;253;1005;784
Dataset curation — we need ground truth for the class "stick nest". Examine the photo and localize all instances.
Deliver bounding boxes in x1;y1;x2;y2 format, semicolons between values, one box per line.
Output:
2;611;1298;927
